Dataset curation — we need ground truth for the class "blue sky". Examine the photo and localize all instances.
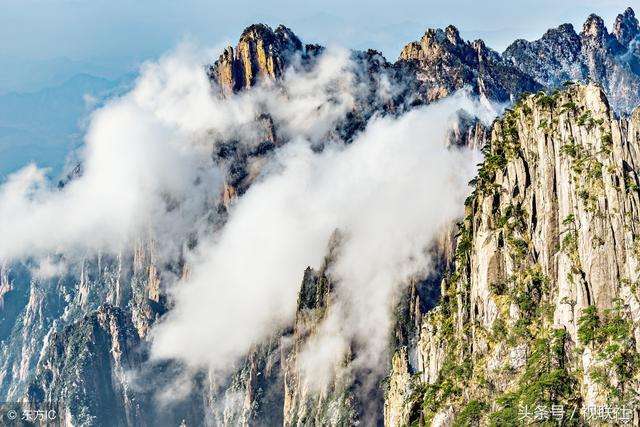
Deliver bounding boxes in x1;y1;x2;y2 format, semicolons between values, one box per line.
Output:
1;0;637;89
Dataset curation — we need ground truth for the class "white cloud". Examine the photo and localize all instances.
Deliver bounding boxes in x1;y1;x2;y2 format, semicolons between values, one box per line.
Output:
151;92;489;380
30;256;67;280
0;44;221;263
0;44;359;265
0;37;494;394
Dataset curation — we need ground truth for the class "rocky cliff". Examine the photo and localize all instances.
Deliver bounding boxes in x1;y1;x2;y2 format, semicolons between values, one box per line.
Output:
0;244;170;424
396;25;541;103
2;7;640;427
208;24;304;93
384;83;640;425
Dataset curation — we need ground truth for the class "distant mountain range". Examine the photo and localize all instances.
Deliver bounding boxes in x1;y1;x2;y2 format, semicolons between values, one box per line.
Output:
0;72;134;178
211;8;640;112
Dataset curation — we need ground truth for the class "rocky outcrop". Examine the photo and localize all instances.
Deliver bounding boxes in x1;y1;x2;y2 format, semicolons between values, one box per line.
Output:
503;24;585;89
205;255;367;426
0;242;169;422
396;25;541;103
505;8;640;113
0;262;66;401
27;305;146;426
207;8;640;114
614;7;640;47
281;265;364;427
385;83;640;425
209;38;401;209
208;24;303;93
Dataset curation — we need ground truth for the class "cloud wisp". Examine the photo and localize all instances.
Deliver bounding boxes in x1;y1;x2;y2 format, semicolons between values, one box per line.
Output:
0;45;222;264
0;39;494;393
0;44;359;266
151;92;490;382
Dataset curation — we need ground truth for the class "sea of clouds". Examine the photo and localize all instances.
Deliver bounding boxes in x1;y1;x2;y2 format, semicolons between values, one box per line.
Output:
0;41;495;391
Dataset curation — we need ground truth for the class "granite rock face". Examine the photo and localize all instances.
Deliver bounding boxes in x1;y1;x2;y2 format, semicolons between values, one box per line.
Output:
384;83;640;426
0;244;165;400
397;25;542;103
27;305;145;426
208;24;303;93
614;7;640;47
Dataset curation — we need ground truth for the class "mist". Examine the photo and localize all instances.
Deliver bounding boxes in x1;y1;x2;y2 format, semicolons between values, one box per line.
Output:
0;39;494;393
151;92;490;381
0;44;358;266
0;45;221;264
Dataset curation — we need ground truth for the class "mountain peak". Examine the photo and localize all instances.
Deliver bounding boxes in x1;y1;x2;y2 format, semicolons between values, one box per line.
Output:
553;22;577;36
444;25;463;46
613;7;639;47
398;25;540;103
581;13;607;39
239;23;272;40
274;25;303;50
238;23;302;52
422;27;446;44
472;38;486;52
209;23;303;93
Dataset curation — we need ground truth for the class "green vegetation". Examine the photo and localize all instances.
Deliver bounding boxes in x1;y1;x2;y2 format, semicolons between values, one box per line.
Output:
492;317;508;340
454;217;473;267
578;303;633;346
560;140;579;157
625;173;639;193
560;101;577;114
454;400;487;426
576;111;603;130
407;86;640;427
420;355;472;423
562;214;575;226
489;329;580;425
558;134;603;213
469;106;524;199
577;306;600;345
535;92;556;109
495;203;529;265
578;303;640;400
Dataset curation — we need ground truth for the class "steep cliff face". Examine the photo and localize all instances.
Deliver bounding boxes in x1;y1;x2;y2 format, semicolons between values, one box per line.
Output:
0;263;40;398
208;24;304;93
27;305;145;426
614;7;640;47
203;256;372;427
281;264;365;426
502;24;584;89
0;243;169;421
504;8;640;113
385;83;640;425
206;335;285;426
203;233;457;427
